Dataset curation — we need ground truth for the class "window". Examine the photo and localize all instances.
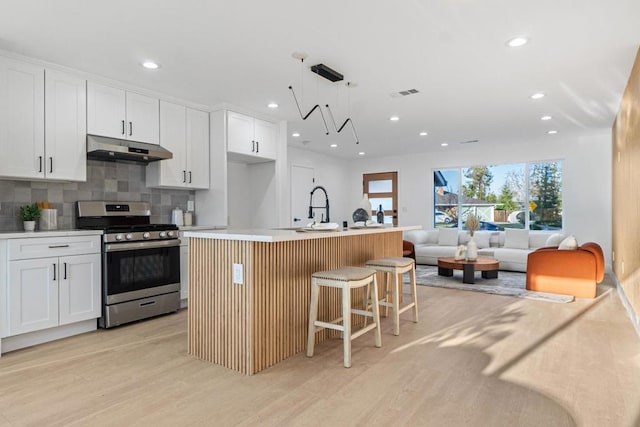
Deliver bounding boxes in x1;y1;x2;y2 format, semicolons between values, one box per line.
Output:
433;161;562;230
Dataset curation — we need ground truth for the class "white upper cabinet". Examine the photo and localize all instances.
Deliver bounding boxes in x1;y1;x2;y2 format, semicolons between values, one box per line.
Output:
146;101;209;189
227;111;278;161
0;57;45;179
45;69;87;181
87;81;159;145
0;57;86;181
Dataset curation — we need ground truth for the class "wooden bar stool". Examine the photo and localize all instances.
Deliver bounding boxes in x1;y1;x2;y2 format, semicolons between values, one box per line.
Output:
365;257;419;336
307;266;382;368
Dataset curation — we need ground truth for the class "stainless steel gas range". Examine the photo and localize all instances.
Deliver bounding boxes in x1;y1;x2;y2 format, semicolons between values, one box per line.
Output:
77;201;181;328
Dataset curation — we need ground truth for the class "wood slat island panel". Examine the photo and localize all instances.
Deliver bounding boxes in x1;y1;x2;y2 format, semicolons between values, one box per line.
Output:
186;227;411;375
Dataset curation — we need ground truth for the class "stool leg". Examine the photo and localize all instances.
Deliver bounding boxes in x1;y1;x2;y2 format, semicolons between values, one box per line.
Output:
307;280;319;357
342;285;352;368
363;283;371;328
410;264;419;323
370;276;382;348
392;271;400;336
383;272;390;318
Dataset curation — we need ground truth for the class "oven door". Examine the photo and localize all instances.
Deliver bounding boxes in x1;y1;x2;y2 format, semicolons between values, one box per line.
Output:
104;240;180;304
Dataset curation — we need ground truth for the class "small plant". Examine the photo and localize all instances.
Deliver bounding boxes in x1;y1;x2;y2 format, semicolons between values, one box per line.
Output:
20;204;41;221
465;214;479;236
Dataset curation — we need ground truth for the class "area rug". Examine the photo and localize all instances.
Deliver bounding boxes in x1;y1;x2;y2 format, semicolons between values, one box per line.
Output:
405;265;574;303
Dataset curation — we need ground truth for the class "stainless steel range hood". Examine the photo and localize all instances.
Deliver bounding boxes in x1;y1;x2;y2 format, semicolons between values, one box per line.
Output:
87;135;173;163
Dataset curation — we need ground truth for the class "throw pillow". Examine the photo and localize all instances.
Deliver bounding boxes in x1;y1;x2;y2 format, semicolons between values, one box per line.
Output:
559;235;579;250
545;233;565;247
438;227;459;246
473;232;491;249
504;229;530;249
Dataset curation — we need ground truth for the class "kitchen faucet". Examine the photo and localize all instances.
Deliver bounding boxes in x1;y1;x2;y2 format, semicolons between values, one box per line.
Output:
308;186;330;223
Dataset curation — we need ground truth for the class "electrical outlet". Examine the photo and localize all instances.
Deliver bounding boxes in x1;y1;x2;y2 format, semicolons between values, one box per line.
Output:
187;200;195;212
233;263;244;285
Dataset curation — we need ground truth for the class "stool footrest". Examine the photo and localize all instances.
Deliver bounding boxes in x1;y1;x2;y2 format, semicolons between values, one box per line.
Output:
351;323;378;340
314;320;344;332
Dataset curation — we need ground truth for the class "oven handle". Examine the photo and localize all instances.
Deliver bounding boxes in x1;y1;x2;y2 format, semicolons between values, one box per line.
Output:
104;239;181;252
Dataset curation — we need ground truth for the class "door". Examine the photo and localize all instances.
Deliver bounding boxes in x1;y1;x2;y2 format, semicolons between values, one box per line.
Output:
125;91;159;144
186;107;210;189
227;111;254;155
87;81;126;139
45;69;87;181
8;258;59;335
254;118;277;160
158;100;187;186
363;171;398;226
58;254;101;326
0;57;45;179
291;165;315;227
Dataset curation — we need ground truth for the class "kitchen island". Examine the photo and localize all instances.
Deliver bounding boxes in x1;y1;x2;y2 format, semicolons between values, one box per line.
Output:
184;225;420;375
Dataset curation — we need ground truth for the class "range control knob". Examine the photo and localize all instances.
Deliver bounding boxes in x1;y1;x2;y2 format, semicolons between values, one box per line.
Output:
125;233;133;240
115;234;124;241
143;232;150;239
159;231;167;238
167;231;175;237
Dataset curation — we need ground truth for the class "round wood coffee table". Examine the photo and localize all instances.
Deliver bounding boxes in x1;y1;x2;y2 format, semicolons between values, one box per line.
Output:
437;257;500;284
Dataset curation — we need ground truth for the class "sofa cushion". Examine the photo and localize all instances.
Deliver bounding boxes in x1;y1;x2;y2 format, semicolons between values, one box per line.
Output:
472;231;491;249
559;235;579;250
438;228;459;246
404;230;436;245
504;229;529;249
545;233;565;247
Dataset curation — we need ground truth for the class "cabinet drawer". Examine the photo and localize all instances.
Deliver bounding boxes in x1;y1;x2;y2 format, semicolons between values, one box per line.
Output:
9;235;101;260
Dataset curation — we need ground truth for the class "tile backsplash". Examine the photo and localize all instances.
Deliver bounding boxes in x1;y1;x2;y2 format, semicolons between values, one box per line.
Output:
0;160;195;231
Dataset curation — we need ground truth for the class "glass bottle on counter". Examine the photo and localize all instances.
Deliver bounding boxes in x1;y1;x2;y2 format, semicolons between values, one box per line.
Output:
376;204;384;224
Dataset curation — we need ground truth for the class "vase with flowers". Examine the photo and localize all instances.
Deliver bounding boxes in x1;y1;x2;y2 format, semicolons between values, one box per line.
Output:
465;214;479;261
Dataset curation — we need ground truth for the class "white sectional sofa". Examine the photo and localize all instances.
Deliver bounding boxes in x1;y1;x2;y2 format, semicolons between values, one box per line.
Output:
404;228;565;272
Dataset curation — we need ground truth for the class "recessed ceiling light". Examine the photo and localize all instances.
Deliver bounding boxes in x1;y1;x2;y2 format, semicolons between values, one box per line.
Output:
358;151;366;156
330;143;338;148
267;103;279;109
292;132;300;137
142;61;159;70
540;115;552;121
547;130;558;134
506;37;529;47
389;116;400;121
419;131;428;136
530;92;545;100
441;143;449;147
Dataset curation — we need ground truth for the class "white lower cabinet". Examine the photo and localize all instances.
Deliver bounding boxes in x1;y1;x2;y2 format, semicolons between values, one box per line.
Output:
6;236;102;338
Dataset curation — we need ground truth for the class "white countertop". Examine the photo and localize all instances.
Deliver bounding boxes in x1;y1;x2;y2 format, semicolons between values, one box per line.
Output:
0;229;103;239
178;225;227;232
184;225;421;242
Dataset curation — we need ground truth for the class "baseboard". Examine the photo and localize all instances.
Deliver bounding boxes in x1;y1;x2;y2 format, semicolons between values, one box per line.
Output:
0;319;97;355
180;298;188;309
613;274;640;338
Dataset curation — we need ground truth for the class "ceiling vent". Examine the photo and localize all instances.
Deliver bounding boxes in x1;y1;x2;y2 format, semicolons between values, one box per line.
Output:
390;89;420;98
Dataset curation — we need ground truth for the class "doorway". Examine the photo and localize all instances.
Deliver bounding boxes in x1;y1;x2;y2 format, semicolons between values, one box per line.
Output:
363;171;398;226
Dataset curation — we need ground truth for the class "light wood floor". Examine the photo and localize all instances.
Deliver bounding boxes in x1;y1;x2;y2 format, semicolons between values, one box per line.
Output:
1;277;639;427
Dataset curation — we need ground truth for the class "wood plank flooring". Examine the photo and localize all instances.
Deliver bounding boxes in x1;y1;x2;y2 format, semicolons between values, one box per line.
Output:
0;276;639;427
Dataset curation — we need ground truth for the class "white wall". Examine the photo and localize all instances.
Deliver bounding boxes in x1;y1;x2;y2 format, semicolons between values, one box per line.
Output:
346;131;613;266
287;147;352;225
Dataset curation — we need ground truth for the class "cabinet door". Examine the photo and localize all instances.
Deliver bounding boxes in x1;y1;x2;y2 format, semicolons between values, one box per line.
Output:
0;57;45;179
8;258;58;335
186;108;210;189
126;92;159;144
87;82;126;139
153;100;187;187
227;111;254;155
180;244;188;301
58;254;101;326
45;69;87;181
254;118;278;160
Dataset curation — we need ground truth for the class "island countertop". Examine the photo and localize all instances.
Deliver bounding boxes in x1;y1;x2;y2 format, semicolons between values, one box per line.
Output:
183;225;420;242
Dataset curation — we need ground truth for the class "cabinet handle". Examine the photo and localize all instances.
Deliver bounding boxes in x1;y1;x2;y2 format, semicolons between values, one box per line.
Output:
49;157;53;174
189;171;192;183
38;156;43;173
183;170;186;183
53;263;56;281
122;120;126;135
48;244;70;248
256;141;259;153
129;121;133;136
64;262;67;280
251;140;255;152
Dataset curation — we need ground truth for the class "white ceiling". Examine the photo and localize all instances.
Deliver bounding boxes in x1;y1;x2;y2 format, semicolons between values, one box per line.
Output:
1;0;639;159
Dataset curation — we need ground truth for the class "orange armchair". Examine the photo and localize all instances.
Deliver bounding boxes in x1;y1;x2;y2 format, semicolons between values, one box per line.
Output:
526;242;604;298
403;240;415;260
